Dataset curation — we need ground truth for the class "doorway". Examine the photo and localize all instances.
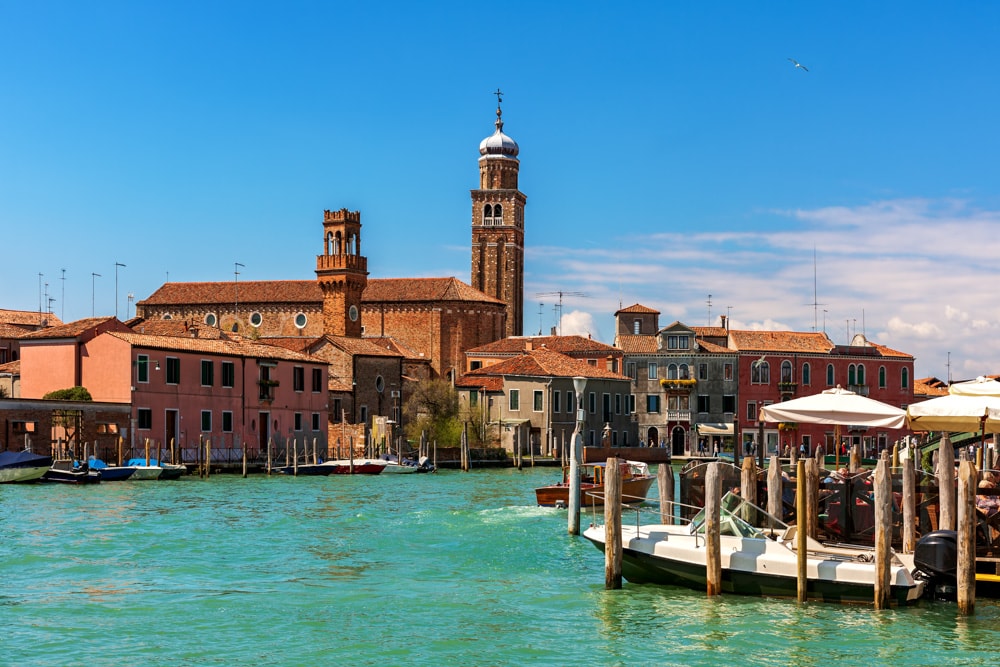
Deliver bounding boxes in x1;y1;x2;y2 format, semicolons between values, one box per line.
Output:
671;426;686;456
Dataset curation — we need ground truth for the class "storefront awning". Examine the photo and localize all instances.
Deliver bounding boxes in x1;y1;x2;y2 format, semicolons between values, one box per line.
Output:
697;423;734;436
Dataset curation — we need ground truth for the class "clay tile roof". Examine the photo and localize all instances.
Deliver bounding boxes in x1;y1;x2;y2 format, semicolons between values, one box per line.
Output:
139;281;321;307
727;330;834;354
615;334;658;354
322;335;403;358
869;342;912;359
455;374;505;392
364;336;423;360
913;377;949;398
693;326;729;338
362;277;503;305
0;360;19;374
0;308;64;328
104;331;323;363
465;348;629;381
697;340;734;354
20;317;119;340
467;335;618;355
263;337;318;354
127;318;225;339
615;303;660;315
0;322;29;338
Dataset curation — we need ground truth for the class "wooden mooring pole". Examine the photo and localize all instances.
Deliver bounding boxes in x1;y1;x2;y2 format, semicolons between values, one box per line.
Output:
204;437;211;478
939;433;956;531
874;454;892;610
957;458;977;615
796;458;807;603
657;462;674;525
604;458;622;590
741;456;757;508
705;462;722;597
902;454;916;553
805;456;819;539
767;455;782;524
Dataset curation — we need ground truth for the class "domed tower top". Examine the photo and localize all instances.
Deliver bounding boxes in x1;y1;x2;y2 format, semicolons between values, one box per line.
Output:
479;89;519;159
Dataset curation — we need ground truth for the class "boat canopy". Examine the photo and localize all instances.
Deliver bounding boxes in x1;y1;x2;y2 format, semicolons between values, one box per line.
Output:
697;423;734;436
0;450;52;468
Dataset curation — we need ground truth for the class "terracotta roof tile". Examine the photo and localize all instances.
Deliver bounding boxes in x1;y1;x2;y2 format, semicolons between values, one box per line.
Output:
0;360;19;374
692;326;729;338
455;375;505;392
320;335;403;358
104;331;323;363
0;322;29;338
361;277;503;305
728;330;834;354
20;317;121;340
615;303;660;315
464;348;629;381
0;308;64;328
364;336;422;360
127;318;225;339
614;334;658;354
467;335;618;355
869;342;912;359
696;340;734;354
913;377;949;397
263;337;318;354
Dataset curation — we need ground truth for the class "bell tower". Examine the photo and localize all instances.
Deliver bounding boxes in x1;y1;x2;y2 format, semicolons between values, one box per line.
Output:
471;90;526;338
316;208;368;338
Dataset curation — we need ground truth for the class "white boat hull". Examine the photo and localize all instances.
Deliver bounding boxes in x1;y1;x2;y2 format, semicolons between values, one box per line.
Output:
0;466;50;483
128;466;163;481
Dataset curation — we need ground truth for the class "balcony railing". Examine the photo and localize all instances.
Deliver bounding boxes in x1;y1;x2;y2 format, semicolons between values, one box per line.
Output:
667;410;691;422
660;378;696;390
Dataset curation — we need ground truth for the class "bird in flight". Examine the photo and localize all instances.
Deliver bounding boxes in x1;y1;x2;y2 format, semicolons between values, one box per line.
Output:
752;355;766;369
788;58;809;72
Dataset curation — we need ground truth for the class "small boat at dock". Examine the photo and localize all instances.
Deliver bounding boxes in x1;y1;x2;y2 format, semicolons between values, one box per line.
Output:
41;459;102;484
0;450;53;483
536;459;654;508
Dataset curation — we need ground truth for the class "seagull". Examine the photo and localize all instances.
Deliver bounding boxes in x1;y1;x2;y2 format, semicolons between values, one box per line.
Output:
788;58;809;72
752;355;766;369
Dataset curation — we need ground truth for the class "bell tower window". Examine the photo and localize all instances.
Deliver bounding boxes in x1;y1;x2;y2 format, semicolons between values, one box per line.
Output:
483;204;492;224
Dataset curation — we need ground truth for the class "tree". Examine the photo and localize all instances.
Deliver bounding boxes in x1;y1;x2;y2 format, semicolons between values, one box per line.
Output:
402;379;462;445
43;386;93;401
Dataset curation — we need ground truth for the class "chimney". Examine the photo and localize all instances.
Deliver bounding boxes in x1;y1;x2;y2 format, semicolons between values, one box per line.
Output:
720;314;728;330
525;339;533;351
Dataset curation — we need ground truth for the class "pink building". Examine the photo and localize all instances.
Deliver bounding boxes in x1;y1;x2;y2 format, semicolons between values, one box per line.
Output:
19;319;329;458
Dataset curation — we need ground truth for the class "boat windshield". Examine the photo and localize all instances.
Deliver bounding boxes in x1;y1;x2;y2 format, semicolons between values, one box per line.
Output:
689;492;788;539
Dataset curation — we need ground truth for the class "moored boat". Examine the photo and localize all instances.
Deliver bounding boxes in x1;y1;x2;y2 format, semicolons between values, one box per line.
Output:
536;459;654;507
0;450;53;483
126;458;186;480
378;453;436;474
583;491;925;605
87;457;136;481
41;459;102;484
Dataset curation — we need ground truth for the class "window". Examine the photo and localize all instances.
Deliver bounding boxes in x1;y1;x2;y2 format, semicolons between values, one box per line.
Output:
470;360;482;370
566;390;574;414
312;413;321;432
205;312;217;327
360;406;368;423
222;361;235;388
509;389;520;411
679;364;689;380
857;364;866;385
333;398;343;421
612;431;618;446
259;365;275;400
780;360;793;383
879;366;887;389
312;368;323;392
746;400;758;421
751;361;769;384
848;364;856;385
293;366;305;392
201;360;214;387
250;312;263;328
137;409;152;430
646;395;660;413
12;420;37;433
723;395;736;414
222;411;233;433
294;413;303;431
802;363;811;386
667;364;678;380
553;391;561;413
615;393;621;415
533;390;543;412
724;363;733;381
294;312;307;329
667;335;690;350
698;363;708;380
668;394;688;411
698;395;710;413
901;367;910;389
201;410;212;432
626;362;636;380
470;391;479;407
633;319;641;335
589;392;597;414
166;357;180;384
827;364;835;386
602;393;611;423
137;354;150;383
648;363;658;380
628;394;635;414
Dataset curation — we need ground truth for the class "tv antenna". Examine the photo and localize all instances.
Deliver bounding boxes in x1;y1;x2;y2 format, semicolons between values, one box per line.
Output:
805;248;826;331
535;291;586;336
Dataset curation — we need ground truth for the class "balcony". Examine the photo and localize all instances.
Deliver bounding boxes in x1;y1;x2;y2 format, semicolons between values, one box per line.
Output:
778;381;798;394
848;384;869;397
660;378;696;391
667;410;691;422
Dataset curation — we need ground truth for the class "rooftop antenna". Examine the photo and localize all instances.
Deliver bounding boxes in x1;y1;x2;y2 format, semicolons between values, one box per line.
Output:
862;308;866;338
706;294;712;326
947;352;952;385
91;273;101;317
822;309;828;335
37;273;43;325
535;290;587;336
115;262;126;319
805;247;826;331
538;302;544;335
60;268;66;322
726;305;732;329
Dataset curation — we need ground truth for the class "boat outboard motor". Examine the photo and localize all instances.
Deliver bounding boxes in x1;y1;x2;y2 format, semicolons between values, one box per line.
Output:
912;530;958;601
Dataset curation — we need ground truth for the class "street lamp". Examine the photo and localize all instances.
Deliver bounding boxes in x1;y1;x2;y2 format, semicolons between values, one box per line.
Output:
115;262;126;319
568;375;587;535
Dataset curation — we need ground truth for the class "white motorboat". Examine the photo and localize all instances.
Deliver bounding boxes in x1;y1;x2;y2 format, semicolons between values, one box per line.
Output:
0;450;53;483
583;491;925;605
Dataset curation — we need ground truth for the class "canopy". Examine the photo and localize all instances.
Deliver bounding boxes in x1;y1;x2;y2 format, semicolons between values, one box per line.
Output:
760;386;906;429
905;393;1000;434
948;376;1000;397
697;423;734;436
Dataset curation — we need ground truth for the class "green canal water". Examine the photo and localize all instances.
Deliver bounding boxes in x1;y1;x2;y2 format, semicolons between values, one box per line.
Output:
3;467;999;666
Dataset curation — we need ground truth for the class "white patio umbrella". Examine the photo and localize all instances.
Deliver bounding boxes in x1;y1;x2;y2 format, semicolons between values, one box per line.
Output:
760;386;907;429
906;382;1000;434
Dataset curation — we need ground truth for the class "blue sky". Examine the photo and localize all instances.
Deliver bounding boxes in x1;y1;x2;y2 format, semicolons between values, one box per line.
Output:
3;2;999;380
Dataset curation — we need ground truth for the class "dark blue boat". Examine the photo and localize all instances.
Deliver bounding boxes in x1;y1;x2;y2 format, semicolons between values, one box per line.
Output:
87;457;136;481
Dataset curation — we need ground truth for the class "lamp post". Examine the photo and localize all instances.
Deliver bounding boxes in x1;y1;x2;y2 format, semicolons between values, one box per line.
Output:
115;262;126;319
91;272;101;317
568;375;587;535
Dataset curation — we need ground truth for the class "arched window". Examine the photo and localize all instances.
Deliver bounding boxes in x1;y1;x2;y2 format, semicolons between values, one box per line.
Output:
483;204;492;224
494;204;503;222
780;360;793;383
334;231;342;255
802;362;811;385
326;231;334;254
679;364;689;379
848;364;856;385
751;361;770;384
879;366;887;388
857;364;866;385
667;364;678;380
901;367;910;389
826;364;835;386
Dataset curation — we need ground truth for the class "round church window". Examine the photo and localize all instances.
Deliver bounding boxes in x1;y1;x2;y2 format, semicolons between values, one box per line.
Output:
294;312;307;329
205;313;218;327
249;312;263;328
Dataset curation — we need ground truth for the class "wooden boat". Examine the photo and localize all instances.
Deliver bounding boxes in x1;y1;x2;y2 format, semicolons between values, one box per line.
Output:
535;460;654;507
583;491;925;605
275;458;387;475
0;450;53;483
126;458;185;480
